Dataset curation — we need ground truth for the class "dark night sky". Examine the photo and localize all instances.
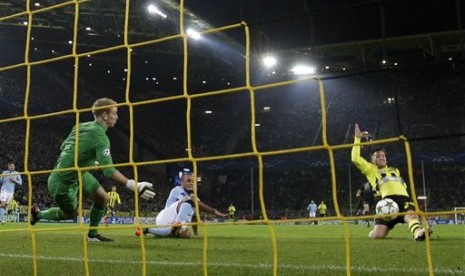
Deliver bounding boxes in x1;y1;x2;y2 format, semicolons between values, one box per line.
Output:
185;0;463;49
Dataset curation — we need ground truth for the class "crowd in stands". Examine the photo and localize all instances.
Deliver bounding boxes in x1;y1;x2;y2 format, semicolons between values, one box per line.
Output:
0;60;464;220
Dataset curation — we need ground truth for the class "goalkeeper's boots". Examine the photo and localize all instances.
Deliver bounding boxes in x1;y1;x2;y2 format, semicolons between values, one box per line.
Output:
30;204;40;225
87;234;114;242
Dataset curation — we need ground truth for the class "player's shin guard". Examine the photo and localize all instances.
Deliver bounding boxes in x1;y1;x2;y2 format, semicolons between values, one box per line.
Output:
408;218;421;237
88;204;106;237
176;202;195;223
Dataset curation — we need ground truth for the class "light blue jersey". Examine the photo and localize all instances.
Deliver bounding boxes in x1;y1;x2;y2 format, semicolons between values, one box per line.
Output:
307;203;317;213
0;169;22;223
165;186;191;208
1;170;22;193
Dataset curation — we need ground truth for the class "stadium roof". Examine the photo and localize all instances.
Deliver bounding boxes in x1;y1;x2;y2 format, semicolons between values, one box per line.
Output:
1;0;464;73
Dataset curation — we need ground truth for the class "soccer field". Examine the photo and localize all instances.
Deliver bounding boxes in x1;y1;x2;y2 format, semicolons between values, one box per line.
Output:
0;223;464;276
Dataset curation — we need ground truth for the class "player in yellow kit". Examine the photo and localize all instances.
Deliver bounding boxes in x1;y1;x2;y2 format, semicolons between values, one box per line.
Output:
351;123;430;241
103;186;122;224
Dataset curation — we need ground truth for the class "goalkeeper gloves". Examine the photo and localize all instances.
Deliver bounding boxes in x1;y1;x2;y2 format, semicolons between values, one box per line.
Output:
126;180;156;200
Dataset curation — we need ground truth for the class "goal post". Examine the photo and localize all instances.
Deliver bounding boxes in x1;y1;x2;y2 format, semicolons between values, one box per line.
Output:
453;207;465;224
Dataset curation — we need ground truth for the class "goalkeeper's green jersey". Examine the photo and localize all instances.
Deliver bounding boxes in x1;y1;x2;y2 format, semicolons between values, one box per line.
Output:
54;120;117;182
351;137;409;198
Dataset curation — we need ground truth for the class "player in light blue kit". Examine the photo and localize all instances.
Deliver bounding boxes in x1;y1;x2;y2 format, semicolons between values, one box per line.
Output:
0;161;22;224
138;170;227;238
307;200;317;225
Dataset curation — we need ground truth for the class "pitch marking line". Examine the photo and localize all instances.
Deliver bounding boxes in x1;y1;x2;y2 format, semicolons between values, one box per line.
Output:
0;253;462;274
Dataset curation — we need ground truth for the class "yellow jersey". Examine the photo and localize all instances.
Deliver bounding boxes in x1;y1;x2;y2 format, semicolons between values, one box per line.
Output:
351;137;409;198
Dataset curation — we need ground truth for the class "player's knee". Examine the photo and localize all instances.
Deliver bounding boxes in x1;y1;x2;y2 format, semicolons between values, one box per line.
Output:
184;199;195;208
369;230;386;239
404;211;418;220
102;194;109;205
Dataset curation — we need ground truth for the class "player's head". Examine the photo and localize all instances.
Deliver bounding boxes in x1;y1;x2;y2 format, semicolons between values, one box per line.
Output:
370;148;387;168
172;225;192;239
92;98;118;129
180;170;195;192
7;161;15;171
111;186;117;192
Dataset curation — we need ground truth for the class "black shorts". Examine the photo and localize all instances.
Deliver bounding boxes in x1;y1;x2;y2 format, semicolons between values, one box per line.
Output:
375;195;415;229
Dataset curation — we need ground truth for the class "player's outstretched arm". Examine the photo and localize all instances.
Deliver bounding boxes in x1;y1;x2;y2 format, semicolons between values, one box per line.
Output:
126;180;155;200
197;201;228;217
351;123;373;173
111;170;156;200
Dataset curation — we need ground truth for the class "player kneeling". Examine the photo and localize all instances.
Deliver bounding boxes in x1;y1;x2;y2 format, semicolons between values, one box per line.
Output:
137;196;195;238
136;171;227;239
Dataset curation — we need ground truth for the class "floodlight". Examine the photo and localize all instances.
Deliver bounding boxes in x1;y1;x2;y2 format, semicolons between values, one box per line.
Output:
147;4;167;18
263;56;277;68
186;28;201;40
291;65;315;75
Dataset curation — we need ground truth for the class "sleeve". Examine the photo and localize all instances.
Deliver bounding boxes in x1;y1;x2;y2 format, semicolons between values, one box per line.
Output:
94;134;117;179
16;173;22;186
351;137;373;175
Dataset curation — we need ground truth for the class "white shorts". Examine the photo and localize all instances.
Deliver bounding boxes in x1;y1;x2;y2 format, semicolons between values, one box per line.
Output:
309;211;316;218
0;190;13;204
154;201;180;237
156;201;178;226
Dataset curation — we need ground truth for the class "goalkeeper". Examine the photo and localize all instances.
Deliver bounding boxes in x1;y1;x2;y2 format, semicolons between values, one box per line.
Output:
30;98;155;242
351;123;430;241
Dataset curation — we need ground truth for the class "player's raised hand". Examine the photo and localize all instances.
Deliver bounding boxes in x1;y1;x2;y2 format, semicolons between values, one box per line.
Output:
354;123;370;138
126;180;156;200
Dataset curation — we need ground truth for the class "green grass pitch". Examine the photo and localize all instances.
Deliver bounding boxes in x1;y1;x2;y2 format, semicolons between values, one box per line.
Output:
0;222;464;276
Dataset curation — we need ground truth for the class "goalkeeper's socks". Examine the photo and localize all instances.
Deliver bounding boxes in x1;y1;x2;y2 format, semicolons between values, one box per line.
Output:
408;218;421;237
88;204;105;237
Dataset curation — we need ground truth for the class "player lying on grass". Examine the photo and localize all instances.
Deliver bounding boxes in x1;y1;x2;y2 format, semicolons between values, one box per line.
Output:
30;98;156;242
351;123;431;241
136;170;227;238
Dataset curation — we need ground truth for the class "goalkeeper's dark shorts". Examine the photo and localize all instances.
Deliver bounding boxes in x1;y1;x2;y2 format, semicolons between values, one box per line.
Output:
375;195;415;229
48;172;100;213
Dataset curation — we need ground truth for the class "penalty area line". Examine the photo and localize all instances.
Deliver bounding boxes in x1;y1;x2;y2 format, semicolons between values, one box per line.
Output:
0;253;462;274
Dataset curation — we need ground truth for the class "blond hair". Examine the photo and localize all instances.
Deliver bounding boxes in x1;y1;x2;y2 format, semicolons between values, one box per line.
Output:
92;98;117;118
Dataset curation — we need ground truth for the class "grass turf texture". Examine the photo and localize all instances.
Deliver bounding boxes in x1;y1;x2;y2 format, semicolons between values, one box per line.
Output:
0;223;463;276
